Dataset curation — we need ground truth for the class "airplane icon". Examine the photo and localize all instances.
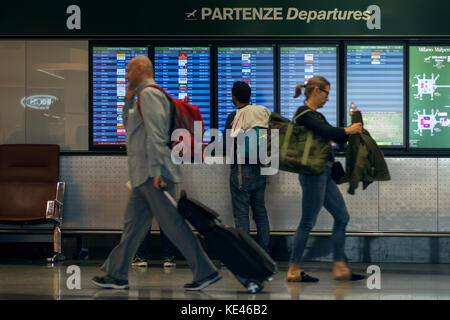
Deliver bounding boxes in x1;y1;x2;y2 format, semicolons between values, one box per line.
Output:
185;10;197;19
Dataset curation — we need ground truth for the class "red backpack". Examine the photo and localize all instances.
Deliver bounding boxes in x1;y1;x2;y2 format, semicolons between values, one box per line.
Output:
137;84;204;161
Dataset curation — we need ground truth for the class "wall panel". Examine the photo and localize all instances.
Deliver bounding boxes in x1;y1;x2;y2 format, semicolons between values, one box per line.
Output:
0;41;25;144
25;41;88;151
56;157;438;233
379;158;437;232
438;159;450;232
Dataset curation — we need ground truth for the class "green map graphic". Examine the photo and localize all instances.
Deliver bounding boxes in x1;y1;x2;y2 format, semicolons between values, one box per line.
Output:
409;46;450;148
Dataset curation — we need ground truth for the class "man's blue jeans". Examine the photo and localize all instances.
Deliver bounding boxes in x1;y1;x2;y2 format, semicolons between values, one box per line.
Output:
290;166;350;263
230;164;270;254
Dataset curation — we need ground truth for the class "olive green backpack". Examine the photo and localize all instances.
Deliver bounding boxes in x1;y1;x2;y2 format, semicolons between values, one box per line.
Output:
268;109;332;175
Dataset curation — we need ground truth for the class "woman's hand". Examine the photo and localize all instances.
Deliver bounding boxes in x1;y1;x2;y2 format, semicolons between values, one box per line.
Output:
350;105;359;113
344;122;363;135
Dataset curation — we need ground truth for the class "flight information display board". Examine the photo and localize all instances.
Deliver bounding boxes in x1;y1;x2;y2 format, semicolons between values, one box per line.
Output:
280;46;338;125
91;46;148;147
154;47;211;133
409;46;450;148
217;47;274;132
346;45;404;146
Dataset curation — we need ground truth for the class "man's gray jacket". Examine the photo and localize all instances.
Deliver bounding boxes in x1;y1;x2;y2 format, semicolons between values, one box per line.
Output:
123;78;181;188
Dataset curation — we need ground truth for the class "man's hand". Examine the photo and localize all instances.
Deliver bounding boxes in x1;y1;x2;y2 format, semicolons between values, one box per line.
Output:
152;176;167;190
126;83;136;100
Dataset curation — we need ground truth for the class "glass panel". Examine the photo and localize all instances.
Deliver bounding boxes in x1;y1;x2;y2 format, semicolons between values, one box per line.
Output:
280;45;338;125
0;41;25;144
409;45;450;149
217;46;275;132
26;41;88;150
155;46;211;133
346;44;404;147
91;45;148;148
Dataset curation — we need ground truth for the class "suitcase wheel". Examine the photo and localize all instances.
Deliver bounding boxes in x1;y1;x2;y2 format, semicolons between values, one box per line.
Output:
246;280;263;294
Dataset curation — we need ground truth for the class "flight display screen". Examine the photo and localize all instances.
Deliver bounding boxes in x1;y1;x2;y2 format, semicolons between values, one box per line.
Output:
217;47;274;132
346;45;404;146
409;46;450;148
91;46;148;147
154;46;211;133
280;46;338;125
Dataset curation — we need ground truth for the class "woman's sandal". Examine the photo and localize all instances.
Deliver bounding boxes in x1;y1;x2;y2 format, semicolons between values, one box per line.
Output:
300;271;320;282
333;272;366;281
349;273;365;281
286;271;319;282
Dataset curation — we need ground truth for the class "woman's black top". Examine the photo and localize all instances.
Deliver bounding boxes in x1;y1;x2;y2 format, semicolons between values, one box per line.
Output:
294;105;349;162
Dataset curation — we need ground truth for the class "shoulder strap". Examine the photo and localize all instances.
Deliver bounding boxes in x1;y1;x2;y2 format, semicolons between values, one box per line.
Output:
136;84;173;118
292;108;312;122
136;84;176;142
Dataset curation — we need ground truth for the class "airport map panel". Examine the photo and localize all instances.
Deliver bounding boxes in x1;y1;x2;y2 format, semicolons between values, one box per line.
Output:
409;46;450;148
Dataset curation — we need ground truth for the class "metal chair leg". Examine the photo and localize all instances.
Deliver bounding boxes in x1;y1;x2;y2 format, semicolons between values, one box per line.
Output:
47;224;65;263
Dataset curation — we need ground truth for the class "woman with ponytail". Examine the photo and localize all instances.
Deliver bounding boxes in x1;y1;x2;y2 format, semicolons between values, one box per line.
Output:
285;76;365;283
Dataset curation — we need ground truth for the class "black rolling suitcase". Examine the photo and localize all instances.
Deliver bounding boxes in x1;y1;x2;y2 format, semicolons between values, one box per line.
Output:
164;189;277;293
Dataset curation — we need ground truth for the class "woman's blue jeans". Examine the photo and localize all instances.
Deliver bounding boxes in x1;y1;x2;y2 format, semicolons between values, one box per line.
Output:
290;166;350;263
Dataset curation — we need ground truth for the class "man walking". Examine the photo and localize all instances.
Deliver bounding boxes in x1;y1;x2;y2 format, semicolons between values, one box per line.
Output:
92;56;220;290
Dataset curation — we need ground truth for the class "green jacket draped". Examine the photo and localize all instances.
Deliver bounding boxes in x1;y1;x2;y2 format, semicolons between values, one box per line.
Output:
336;111;391;194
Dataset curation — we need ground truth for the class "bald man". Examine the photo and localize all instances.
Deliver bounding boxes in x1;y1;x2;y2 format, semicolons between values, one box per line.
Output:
92;56;220;290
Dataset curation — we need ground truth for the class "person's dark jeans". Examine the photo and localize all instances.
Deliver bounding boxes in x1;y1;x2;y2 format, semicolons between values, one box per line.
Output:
290;166;350;263
230;164;270;254
136;228;175;260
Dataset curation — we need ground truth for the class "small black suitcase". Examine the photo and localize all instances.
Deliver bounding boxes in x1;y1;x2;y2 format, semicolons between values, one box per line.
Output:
172;190;277;293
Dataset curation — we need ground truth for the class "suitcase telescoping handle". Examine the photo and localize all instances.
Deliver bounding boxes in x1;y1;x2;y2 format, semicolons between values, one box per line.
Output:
162;188;178;208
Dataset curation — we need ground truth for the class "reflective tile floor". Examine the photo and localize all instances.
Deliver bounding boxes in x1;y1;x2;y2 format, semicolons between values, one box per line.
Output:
1;260;450;300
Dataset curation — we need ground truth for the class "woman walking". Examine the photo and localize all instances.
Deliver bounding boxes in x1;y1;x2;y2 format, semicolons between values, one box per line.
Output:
285;76;365;282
